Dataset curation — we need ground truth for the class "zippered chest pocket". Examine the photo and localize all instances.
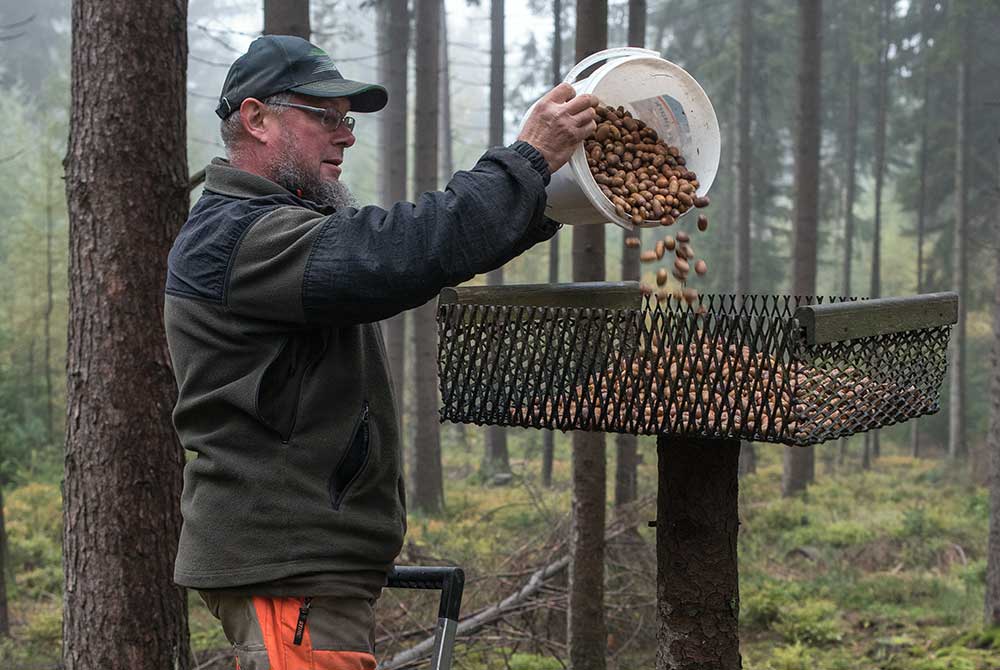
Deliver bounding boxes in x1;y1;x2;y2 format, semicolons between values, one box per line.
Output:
329;401;372;510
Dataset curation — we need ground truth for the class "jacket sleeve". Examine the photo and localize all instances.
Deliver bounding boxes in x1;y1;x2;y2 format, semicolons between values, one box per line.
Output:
226;141;559;326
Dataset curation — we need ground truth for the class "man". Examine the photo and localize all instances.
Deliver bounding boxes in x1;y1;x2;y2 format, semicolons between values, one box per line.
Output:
165;34;596;670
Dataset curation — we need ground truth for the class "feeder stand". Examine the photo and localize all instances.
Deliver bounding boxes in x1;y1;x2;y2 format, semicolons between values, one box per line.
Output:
436;283;957;669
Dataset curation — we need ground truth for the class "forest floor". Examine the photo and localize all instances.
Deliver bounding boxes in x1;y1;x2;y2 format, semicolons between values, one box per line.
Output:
2;427;998;669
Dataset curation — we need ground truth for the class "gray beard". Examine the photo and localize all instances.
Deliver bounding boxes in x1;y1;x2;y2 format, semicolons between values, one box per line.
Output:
269;146;358;211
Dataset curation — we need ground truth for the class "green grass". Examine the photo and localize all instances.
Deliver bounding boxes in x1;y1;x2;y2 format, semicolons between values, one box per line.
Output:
2;429;997;670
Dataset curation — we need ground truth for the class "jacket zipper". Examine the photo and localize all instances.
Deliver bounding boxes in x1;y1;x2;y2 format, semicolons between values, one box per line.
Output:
329;401;371;510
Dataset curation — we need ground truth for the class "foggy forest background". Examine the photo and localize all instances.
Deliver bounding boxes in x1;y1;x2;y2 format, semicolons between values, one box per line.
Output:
2;0;1000;668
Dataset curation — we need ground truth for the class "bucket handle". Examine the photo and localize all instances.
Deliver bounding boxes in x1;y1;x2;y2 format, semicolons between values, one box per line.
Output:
562;47;662;87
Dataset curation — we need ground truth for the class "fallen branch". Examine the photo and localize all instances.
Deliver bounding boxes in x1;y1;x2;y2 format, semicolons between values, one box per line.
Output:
380;495;653;669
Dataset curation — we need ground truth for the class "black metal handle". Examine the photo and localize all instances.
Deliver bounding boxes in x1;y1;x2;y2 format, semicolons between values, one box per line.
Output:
386;566;465;621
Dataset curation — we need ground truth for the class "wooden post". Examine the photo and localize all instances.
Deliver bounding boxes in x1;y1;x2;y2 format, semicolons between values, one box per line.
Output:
656;435;741;670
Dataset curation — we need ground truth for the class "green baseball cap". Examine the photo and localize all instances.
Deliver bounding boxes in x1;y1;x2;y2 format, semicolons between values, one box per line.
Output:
216;34;388;119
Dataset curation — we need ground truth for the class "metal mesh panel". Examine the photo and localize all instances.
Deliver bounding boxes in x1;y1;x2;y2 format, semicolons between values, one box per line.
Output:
437;292;953;447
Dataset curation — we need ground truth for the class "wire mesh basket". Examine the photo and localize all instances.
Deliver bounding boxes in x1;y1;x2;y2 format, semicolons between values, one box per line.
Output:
436;283;958;447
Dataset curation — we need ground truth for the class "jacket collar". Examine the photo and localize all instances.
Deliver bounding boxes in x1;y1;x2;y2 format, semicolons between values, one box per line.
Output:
204;157;293;200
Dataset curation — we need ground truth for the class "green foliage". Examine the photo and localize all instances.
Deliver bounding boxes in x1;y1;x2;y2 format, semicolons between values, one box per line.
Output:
5;481;63;599
763;643;817;670
508;652;565;670
0;601;62;667
773;599;844;646
741;579;801;632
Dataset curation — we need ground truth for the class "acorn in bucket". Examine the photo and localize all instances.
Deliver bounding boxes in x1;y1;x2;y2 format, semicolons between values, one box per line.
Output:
585;104;710;228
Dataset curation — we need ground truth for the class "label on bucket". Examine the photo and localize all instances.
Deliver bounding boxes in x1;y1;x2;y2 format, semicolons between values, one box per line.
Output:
631;94;689;148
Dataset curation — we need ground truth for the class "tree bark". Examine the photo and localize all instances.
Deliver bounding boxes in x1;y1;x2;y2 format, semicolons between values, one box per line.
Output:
734;0;753;299
377;0;410;460
867;0;891;462
569;4;608;666
438;4;454;184
985;139;1000;628
542;0;563;488
911;0;932;459
842;60;858;299
656;436;741;670
783;0;821;498
44;155;55;444
483;0;510;481
948;6;969;460
613;0;645;511
735;0;756;478
263;0;310;39
63;0;190;667
411;0;444;514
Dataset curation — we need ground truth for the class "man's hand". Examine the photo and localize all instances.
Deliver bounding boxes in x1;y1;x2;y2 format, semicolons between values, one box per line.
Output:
517;83;599;175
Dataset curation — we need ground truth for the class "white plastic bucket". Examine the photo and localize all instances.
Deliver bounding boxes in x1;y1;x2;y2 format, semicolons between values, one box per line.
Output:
523;47;721;231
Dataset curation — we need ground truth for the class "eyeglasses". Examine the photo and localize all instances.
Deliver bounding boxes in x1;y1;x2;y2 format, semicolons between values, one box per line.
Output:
268;101;356;133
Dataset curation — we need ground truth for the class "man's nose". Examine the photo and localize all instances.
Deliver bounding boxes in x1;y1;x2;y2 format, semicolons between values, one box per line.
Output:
332;126;356;148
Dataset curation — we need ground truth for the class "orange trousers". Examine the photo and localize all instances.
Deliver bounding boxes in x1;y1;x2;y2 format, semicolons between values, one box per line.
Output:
200;592;378;670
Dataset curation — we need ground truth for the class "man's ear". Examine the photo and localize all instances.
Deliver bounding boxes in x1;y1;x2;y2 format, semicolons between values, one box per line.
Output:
239;98;272;144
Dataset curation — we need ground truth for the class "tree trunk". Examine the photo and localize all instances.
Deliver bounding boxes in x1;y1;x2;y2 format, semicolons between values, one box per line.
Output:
735;0;756;478
911;0;932;459
868;0;891;463
839;43;859;467
483;0;511;481
542;0;563;488
263;0;310;39
842;60;858;298
411;0;444;514
44;156;55;444
613;0;645;511
656;436;741;670
63;1;190;667
438;4;454;183
568;4;608;667
948;7;969;460
734;0;753;298
378;0;409;459
782;0;822;498
985;139;1000;628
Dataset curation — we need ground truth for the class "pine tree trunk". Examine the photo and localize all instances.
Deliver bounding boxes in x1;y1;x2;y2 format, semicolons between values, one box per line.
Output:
868;0;891;463
613;0;645;511
263;0;310;39
569;4;608;667
985;142;1000;627
842;60;858;298
541;0;563;488
782;0;822;498
656;436;741;670
911;0;932;459
735;0;756;478
378;0;409;460
411;0;444;513
438;5;453;183
63;0;190;667
734;0;753;298
483;0;511;480
44;158;55;444
948;7;969;460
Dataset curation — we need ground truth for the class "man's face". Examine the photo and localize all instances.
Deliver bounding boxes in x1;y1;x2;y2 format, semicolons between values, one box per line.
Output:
265;94;357;206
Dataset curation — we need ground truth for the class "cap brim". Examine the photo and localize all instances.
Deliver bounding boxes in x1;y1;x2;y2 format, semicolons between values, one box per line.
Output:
289;79;388;113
